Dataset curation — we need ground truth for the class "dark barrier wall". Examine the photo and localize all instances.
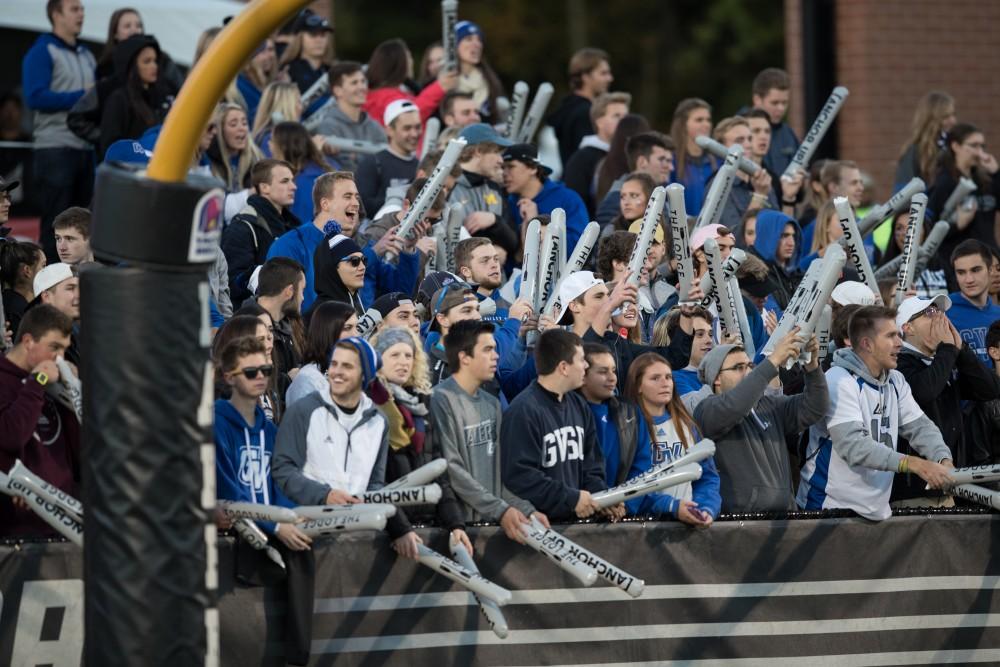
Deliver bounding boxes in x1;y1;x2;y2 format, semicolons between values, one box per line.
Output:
2;514;1000;665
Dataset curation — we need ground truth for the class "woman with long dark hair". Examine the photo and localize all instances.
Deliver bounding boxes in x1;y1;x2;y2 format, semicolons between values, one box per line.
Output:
0;239;45;338
268;121;339;222
453;21;505;124
98;34;175;157
927;122;1000;265
895;91;956;187
364;38;455;127
97;7;143;78
624;352;720;526
670;98;717;217
606;172;655;235
594;114;651;204
285;301;358;406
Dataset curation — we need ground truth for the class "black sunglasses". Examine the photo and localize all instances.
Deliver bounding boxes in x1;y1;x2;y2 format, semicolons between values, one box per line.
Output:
341;255;367;268
237;365;274;379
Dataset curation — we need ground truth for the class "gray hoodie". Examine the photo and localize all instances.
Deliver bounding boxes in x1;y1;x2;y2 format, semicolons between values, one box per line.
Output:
692;359;828;512
429;376;534;522
304;101;386;173
796;348;950;520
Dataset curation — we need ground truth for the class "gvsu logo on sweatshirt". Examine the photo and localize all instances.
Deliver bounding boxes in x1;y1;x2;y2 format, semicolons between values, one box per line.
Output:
542;426;586;467
239;448;271;494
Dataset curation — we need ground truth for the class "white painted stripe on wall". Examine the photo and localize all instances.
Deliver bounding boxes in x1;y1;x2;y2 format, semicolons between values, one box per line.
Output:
312;612;1000;654
313;575;1000;614
535;648;1000;667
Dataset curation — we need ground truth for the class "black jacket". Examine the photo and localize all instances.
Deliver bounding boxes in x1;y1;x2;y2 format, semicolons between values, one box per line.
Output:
547;93;592;166
892;342;1000;501
562;144;606;216
222;195;299;304
582;327;693;394
608;398;640;486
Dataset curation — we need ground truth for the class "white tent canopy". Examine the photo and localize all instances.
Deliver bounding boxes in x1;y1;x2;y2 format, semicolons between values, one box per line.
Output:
4;0;248;66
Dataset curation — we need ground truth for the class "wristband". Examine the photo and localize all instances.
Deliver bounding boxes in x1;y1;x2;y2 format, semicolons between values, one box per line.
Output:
898;456;909;474
33;371;49;386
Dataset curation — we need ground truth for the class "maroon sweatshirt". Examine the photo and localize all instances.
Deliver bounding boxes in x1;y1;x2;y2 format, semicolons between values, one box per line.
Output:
0;355;81;538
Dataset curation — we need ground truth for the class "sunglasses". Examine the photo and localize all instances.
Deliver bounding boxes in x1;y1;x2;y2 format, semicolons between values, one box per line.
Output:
236;364;274;379
341;255;367;268
434;280;473;312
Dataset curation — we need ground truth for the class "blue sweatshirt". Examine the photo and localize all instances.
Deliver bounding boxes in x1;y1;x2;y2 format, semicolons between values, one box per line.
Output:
289;161;331;225
674;368;702;396
500;381;607;519
508;179;590;254
671;152;718;217
22;33;96;150
588;402;622;485
214;399;292;534
236;74;262;128
268;220;324;311
947;292;1000;366
624;413;721;519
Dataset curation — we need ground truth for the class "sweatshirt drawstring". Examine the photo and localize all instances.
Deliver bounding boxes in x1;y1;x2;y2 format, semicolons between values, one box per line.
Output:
243;428;257;504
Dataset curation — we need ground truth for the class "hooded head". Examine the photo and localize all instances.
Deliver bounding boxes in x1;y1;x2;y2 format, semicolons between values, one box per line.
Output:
114;34;160;79
753;210;801;270
313;233;365;314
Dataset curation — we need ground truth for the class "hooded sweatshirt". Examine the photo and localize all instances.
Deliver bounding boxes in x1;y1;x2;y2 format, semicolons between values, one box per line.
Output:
507;179;590;255
752;210;802;309
311;234;366;316
214;399;293;534
304;102;387;173
22;33;96;150
222;194;300;305
272;390;388;505
546;93;593;166
0;356;82;538
500;380;607;520
692;358;828;513
797;348;951;521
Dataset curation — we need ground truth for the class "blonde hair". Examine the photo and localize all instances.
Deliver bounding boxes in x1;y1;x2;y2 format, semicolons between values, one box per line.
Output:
278;32;336;70
194;28;245;109
370;327;432;395
252;82;302;139
212;103;263;190
811;199;840;254
712;116;749;143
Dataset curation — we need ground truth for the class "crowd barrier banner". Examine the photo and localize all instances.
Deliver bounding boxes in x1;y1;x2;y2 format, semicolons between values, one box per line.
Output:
3;514;1000;665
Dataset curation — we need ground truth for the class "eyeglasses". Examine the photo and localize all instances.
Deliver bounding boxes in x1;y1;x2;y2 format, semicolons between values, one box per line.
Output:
909;305;940;323
720;362;754;374
340;255;367;268
236;365;274;379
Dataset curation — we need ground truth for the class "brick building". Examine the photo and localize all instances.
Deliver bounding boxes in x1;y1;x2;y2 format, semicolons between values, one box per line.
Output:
784;0;1000;200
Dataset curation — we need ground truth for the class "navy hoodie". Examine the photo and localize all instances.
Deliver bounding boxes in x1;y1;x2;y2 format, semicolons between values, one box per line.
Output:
752;210;802;309
500;381;607;519
214;399;292;534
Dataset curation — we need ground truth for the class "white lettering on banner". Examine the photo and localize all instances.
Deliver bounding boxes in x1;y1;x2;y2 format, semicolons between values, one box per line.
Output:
10;579;84;667
198;281;211;348
542;426;585;467
197;362;214;429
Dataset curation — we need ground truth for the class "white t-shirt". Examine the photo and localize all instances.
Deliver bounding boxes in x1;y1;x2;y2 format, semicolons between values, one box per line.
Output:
797;366;923;520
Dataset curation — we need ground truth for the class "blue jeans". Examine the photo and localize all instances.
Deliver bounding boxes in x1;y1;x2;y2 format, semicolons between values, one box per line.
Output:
33;147;95;261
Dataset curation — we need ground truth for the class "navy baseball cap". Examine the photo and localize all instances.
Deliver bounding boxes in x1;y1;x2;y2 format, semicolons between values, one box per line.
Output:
459;123;512;147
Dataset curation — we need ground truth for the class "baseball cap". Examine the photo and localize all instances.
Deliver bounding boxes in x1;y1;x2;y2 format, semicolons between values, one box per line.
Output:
295;11;332;33
418;271;464;307
455;20;482;44
459;123;512;147
502;143;552;176
627;219;664;243
430;282;477;330
105;139;153;165
33;263;75;298
371;292;414;318
0;176;20;193
689;224;728;253
554;271;605;325
384;99;418;126
895;294;952;330
831;280;876;307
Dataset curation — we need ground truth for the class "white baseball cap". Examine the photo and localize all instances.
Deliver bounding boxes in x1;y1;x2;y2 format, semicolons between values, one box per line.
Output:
831;280;876;306
895;294;952;330
555;271;605;325
384;99;418;127
33;263;75;298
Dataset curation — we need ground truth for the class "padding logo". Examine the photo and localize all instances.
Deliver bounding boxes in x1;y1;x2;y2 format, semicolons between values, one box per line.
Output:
188;188;224;263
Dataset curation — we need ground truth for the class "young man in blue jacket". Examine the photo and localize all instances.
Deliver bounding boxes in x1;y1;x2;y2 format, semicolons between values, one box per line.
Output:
500;329;623;521
948;240;1000;366
22;0;96;261
502;143;589;253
